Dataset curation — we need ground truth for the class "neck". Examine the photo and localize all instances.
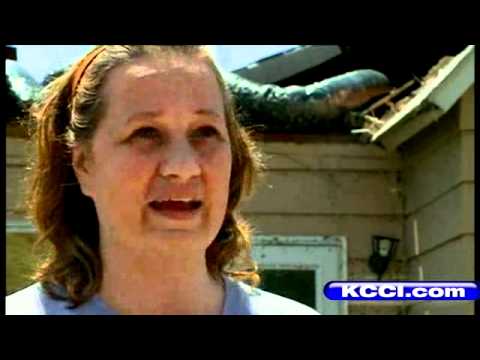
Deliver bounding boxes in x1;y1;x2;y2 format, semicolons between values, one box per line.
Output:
98;241;225;315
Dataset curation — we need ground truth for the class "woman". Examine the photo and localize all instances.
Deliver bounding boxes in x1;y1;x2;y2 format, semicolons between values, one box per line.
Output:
6;45;319;315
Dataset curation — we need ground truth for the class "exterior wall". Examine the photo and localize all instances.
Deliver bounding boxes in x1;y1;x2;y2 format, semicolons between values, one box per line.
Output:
241;136;406;314
6;136;31;222
400;85;475;315
6;135;36;294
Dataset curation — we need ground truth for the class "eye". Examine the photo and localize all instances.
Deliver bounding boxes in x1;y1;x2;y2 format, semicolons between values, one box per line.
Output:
130;127;161;141
191;126;221;140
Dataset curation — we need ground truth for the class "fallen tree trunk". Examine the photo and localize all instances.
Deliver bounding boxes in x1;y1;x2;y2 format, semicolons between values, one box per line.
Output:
224;69;391;133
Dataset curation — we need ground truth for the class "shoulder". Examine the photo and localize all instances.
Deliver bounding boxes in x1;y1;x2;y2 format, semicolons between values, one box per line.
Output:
224;277;320;315
5;283;109;315
6;283;51;315
239;283;321;315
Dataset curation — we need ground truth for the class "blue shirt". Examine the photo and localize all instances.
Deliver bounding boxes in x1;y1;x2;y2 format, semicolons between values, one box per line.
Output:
6;276;320;315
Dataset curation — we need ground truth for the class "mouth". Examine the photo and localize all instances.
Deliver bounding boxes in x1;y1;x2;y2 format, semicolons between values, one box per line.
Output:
148;199;203;220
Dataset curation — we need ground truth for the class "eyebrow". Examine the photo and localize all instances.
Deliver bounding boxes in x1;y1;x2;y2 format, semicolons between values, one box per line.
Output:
126;109;223;125
194;109;223;118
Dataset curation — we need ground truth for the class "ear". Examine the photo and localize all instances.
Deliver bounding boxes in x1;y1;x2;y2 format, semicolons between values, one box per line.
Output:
72;145;95;198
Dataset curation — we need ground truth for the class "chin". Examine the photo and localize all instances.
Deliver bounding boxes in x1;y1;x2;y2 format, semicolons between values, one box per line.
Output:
148;228;213;246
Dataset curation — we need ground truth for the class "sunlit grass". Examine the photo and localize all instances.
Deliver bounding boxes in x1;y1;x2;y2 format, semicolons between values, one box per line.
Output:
6;233;43;295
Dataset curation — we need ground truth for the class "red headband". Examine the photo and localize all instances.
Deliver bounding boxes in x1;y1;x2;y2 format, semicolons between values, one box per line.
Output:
70;46;105;97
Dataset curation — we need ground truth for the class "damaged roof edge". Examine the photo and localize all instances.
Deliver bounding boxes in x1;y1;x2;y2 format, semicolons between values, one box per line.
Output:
371;45;475;151
234;45;342;84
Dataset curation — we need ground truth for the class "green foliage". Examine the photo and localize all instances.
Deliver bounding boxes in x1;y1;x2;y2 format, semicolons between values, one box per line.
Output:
41;68;66;87
6;76;24;123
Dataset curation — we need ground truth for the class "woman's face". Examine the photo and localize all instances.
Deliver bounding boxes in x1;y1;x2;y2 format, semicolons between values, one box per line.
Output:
73;55;232;255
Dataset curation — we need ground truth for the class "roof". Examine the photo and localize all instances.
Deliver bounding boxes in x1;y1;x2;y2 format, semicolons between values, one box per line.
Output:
230;44;472;137
6;46;17;60
354;45;475;151
234;45;342;84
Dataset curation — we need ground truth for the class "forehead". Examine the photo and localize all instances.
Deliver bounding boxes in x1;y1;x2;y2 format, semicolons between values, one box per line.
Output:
101;55;224;116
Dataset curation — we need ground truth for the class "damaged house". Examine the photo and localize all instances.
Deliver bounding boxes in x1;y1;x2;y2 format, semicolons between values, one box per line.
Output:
6;45;475;315
226;45;475;315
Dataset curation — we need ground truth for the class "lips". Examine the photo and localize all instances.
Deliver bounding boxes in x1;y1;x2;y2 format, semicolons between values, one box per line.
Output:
149;200;202;211
148;199;203;220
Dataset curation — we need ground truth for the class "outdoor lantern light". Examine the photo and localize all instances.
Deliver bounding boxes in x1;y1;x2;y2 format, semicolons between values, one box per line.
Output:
368;235;399;280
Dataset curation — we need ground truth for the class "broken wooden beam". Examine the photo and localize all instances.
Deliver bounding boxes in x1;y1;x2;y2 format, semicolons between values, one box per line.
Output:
360;79;417;116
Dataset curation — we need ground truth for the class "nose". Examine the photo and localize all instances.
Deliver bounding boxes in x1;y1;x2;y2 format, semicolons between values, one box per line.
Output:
158;139;201;182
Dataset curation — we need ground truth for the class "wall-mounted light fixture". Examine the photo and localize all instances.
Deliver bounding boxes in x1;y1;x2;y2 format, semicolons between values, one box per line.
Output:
368;236;399;280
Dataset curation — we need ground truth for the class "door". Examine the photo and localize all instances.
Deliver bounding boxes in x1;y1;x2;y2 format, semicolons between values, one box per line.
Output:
252;235;348;315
